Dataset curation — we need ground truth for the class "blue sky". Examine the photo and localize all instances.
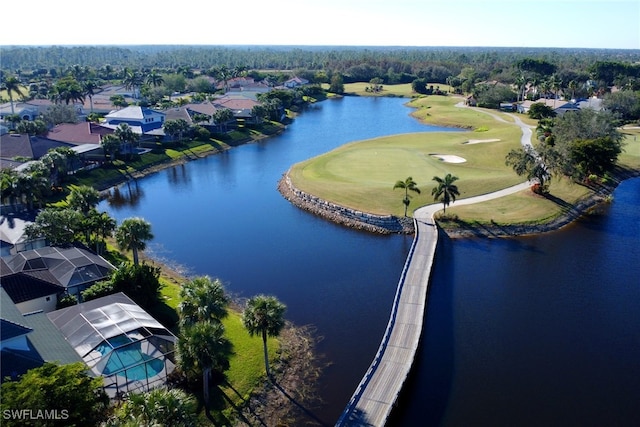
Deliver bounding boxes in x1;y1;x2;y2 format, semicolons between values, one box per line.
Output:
2;0;638;49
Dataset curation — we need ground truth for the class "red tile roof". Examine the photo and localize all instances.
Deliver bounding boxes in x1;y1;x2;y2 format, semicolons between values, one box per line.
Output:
46;122;113;145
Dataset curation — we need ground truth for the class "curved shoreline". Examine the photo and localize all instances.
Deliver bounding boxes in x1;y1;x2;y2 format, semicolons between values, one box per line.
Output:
277;172;415;234
279;167;640;239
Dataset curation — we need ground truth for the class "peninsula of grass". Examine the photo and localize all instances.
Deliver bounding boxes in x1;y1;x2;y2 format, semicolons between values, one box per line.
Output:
442;132;640;229
288;95;523;217
287;94;640;228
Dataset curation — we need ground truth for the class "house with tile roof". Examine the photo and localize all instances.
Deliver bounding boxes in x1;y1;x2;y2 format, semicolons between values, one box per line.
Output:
48;292;177;397
2;245;116;301
0;99;85;127
212;94;262;123
0;287;82;382
517;99;581;116
0;266;65;314
0;133;72;161
46;122;112;145
0;212;45;256
283;76;309;88
0;102;40;123
103;106;165;138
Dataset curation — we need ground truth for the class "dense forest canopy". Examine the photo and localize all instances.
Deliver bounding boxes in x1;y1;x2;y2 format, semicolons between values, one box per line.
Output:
2;45;639;78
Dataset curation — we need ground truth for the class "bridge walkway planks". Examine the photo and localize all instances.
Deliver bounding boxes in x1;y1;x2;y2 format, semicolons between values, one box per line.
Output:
335;212;439;427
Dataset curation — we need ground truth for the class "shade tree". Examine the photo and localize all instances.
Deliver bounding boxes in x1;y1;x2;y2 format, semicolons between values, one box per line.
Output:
0;362;109;427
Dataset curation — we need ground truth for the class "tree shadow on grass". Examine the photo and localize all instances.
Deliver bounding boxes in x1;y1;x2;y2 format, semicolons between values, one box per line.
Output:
219;381;269;427
542;192;575;213
271;378;329;427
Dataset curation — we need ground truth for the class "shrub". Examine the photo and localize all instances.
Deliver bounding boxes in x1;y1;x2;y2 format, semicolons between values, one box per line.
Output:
81;280;115;302
57;293;78;309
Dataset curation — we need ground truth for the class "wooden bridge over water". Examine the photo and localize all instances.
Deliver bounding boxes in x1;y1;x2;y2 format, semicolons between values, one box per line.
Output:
335;205;439;426
335;109;534;426
335;180;532;426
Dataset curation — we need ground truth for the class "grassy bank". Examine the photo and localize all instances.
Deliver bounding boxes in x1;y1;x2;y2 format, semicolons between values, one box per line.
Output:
69;122;285;192
103;244;278;425
289;95;522;217
441;127;640;229
287;94;640;227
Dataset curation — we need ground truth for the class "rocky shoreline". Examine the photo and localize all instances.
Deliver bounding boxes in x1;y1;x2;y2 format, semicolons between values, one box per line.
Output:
278;167;640;239
277;172;415;235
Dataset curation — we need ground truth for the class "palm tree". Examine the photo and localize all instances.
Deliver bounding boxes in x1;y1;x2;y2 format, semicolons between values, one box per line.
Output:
393;176;421;217
549;73;563;107
86;210;116;254
242;295;286;379
568;80;579;100
122;68;143;99
68;185;101;215
82;80;98;113
1;168;20;207
101;133;121;162
212;65;233;93
2;75;22;115
514;72;527;103
115;217;154;265
212;108;234;132
110;387;197;427
431;174;460;214
178;276;229;326
114;123;140;158
145;69;164;88
177;321;230;404
52;76;85;105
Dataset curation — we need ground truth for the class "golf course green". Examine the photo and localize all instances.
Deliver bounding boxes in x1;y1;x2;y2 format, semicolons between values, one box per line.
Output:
287;94;640;226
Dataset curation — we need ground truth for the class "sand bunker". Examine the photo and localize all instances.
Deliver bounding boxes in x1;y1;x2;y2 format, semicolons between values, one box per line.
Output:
431;154;467;163
464;138;501;144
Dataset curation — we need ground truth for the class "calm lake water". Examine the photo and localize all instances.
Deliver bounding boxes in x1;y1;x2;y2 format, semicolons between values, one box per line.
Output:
389;177;640;427
100;97;640;426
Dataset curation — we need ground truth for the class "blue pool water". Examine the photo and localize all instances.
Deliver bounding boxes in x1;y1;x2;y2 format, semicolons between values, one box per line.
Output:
96;335;164;380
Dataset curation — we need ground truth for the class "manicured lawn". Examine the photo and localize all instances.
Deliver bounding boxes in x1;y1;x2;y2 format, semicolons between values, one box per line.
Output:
407;95;501;129
322;82;453;98
102;243;276;424
155;274;277;414
289;97;523;217
288;94;640;225
444;176;594;225
219;311;277;403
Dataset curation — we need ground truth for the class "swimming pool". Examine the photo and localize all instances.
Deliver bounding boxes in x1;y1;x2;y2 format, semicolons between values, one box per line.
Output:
95;334;165;381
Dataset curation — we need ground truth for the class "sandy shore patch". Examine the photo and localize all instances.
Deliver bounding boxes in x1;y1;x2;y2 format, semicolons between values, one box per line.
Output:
464;138;501;144
431;154;467;163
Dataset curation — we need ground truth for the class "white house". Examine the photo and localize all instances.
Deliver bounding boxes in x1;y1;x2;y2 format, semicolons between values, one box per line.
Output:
283;76;309;88
517;99;581;116
103;106;165;136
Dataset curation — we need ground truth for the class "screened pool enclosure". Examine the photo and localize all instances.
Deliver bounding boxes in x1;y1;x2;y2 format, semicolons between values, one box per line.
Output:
48;293;176;397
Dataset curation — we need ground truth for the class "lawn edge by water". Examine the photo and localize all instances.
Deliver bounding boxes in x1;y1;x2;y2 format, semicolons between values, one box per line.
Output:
284;94;640;237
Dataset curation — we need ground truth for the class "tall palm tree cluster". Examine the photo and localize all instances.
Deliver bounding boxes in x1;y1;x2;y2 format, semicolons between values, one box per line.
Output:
175;275;287;403
177;276;230;404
